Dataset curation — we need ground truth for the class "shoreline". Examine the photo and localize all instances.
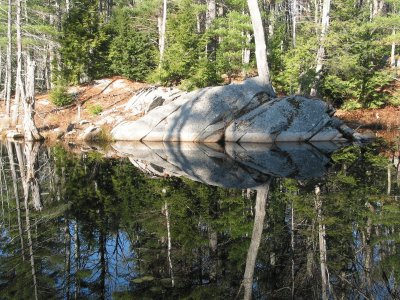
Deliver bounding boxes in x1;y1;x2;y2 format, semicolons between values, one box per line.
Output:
0;77;399;144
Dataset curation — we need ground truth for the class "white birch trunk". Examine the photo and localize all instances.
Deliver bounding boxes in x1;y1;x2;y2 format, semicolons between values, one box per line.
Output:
23;57;43;141
391;29;396;68
247;0;272;86
66;0;70;14
206;0;216;59
292;0;297;48
310;0;331;97
5;0;12;116
247;0;275;96
158;0;167;68
12;0;25;127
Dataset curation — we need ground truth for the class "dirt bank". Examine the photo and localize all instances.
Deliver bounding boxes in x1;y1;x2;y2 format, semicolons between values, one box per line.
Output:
336;106;400;142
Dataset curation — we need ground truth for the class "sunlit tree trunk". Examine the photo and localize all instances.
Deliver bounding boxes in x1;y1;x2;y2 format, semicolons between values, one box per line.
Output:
12;0;25;127
247;0;272;86
390;29;396;68
55;0;62;31
158;0;167;68
310;0;331;97
206;0;216;60
24;56;43;141
372;0;384;18
292;0;297;48
242;180;271;300
66;0;70;14
5;0;12;117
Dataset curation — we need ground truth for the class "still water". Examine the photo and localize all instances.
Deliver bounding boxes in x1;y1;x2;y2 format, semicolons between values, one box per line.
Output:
0;139;399;299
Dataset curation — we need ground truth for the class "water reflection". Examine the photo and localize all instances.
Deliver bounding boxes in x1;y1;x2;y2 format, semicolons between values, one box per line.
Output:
112;141;344;187
0;140;399;299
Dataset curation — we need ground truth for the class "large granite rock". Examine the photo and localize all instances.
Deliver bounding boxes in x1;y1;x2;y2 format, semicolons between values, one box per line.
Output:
111;77;356;143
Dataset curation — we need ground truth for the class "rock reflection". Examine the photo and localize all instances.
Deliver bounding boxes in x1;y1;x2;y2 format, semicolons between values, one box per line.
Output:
112;141;344;188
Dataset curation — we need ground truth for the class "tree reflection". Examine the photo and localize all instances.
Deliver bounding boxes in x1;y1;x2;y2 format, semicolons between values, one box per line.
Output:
240;181;271;300
0;140;399;299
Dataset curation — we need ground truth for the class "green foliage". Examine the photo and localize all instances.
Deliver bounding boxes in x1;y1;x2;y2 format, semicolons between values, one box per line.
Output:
212;11;252;80
50;83;74;107
88;104;103;115
180;57;222;90
341;99;363;110
59;0;112;84
272;28;317;95
154;0;205;86
107;8;157;80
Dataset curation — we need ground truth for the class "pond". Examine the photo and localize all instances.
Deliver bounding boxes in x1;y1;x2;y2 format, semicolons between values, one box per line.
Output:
0;139;399;299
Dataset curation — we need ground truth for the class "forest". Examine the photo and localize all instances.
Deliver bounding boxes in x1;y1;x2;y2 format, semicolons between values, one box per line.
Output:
0;0;400;118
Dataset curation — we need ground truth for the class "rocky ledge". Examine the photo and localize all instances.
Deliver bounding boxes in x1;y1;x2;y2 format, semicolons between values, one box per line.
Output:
111;77;360;143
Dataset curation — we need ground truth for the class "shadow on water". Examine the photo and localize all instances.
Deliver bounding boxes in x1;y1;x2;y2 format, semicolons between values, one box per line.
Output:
0;139;399;299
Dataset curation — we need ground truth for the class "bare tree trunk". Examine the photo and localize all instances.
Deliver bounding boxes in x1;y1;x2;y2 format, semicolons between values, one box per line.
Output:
372;0;384;18
247;0;272;87
206;0;216;60
12;0;25;127
242;180;271;300
5;0;12;117
310;0;331;97
242;10;252;79
66;0;70;14
292;0;297;48
23;56;43;141
55;0;62;31
391;29;396;68
158;0;167;68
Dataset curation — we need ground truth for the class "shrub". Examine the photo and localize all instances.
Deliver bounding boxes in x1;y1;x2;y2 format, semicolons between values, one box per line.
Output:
88;104;103;115
50;84;74;107
341;100;362;111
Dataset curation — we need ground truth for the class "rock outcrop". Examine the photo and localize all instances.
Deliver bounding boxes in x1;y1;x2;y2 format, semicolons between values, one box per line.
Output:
111;77;357;143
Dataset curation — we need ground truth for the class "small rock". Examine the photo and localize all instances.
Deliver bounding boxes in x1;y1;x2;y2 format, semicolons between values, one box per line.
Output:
37;99;50;105
66;123;75;132
79;120;90;125
78;125;102;141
